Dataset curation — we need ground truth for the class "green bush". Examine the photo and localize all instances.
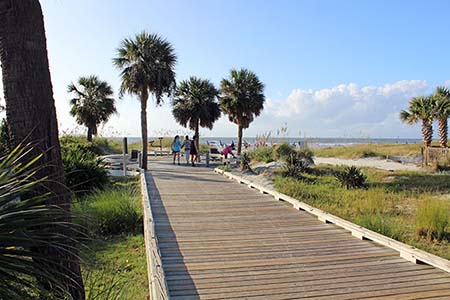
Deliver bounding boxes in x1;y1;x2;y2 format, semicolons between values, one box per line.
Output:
248;147;273;163
60;135;122;155
240;152;251;171
416;198;450;241
74;182;142;236
62;144;109;195
334;166;367;189
273;143;296;161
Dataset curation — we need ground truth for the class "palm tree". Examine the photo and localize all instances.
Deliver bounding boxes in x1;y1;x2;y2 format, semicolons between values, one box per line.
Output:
172;77;221;151
220;69;265;155
68;75;116;142
113;32;177;170
0;1;84;298
400;96;435;147
433;86;450;148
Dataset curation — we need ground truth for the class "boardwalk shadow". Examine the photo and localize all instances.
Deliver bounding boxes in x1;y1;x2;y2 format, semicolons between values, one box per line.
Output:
145;172;200;299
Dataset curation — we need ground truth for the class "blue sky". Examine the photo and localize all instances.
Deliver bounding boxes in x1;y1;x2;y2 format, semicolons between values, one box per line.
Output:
29;0;450;137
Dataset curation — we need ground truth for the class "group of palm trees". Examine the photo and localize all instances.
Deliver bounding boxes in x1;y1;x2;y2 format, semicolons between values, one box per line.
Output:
68;31;265;169
400;86;450;148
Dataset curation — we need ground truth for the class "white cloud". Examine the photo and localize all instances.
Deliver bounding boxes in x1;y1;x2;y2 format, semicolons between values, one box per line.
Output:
256;80;432;138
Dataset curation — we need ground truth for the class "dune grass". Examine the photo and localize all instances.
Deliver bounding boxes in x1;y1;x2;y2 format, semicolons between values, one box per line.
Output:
274;165;450;260
75;176;148;300
313;143;423;159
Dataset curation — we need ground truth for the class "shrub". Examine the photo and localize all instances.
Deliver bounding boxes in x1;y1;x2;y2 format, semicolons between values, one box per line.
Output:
334;166;367;189
60;135;122;155
249;146;273;163
434;157;450;172
240;152;251;171
75;183;142;236
416;198;450;241
281;150;315;179
62;145;109;195
273;143;296;161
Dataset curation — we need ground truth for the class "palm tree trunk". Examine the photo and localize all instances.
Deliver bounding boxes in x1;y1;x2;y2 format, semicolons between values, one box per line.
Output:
438;117;448;148
237;124;243;155
422;120;433;148
87;126;93;142
0;1;84;299
195;121;200;161
140;89;149;170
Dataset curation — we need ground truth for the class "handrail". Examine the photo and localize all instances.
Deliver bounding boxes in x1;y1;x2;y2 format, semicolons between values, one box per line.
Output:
141;171;170;300
215;168;450;274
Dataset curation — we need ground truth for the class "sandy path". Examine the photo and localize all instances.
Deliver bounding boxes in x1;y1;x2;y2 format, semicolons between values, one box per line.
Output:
314;156;422;171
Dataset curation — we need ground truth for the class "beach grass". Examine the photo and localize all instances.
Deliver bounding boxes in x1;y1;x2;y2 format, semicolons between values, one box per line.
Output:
274;165;450;260
313;143;423;159
75;176;148;299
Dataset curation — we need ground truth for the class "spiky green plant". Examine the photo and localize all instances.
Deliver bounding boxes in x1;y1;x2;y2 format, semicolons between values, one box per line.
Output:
334;166;367;189
400;96;435;147
0;145;83;299
433;86;450;148
220;69;265;155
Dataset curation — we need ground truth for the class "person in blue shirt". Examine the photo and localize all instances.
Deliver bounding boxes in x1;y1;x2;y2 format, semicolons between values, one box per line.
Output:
172;135;181;165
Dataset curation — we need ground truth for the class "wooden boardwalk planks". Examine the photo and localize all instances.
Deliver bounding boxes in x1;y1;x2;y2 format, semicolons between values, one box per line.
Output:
146;161;450;300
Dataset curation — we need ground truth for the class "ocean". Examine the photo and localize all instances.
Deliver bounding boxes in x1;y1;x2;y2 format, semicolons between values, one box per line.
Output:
117;137;422;148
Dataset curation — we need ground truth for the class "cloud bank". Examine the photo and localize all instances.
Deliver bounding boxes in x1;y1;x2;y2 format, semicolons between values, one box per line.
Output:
255;80;435;138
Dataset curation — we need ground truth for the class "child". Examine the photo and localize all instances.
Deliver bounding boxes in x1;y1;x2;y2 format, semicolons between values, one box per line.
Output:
182;135;191;165
172;135;181;165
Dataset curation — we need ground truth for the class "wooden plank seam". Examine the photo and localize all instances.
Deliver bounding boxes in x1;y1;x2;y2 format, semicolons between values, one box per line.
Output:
214;168;450;274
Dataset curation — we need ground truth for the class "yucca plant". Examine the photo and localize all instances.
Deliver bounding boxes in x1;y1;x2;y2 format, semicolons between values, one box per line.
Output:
240;152;251;171
0;145;83;299
334;166;367;189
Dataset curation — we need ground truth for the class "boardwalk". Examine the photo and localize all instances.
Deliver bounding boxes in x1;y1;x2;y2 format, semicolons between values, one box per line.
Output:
146;161;450;299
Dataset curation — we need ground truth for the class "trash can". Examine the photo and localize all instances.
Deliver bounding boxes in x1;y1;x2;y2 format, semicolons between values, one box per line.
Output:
131;149;139;160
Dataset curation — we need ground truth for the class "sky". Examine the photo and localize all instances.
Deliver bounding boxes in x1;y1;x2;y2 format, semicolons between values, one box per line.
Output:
6;0;450;138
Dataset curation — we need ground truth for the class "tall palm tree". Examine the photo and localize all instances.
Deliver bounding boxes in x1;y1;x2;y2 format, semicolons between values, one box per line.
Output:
113;32;177;170
68;75;116;142
400;96;435;147
0;0;84;298
433;86;450;148
172;77;221;151
220;68;265;155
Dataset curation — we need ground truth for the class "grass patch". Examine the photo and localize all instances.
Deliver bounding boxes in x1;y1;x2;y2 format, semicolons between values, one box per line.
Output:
82;235;148;300
248;146;274;163
314;143;422;159
76;176;148;299
274;165;450;260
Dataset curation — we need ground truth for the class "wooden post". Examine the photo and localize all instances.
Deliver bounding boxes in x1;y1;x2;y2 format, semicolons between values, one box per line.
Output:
123;137;127;176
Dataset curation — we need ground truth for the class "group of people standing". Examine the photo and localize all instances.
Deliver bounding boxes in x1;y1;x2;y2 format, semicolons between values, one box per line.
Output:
171;135;198;166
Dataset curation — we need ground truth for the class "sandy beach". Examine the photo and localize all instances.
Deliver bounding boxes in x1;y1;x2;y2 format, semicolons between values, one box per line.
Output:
314;156;422;171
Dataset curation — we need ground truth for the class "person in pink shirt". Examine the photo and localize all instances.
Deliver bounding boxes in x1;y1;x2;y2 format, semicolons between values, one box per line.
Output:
221;142;236;159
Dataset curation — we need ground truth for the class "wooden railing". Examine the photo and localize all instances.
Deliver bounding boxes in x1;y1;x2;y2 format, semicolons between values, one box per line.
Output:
141;172;170;300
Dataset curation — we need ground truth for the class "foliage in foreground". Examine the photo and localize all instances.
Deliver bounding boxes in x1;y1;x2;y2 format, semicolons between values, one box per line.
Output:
0;146;83;299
